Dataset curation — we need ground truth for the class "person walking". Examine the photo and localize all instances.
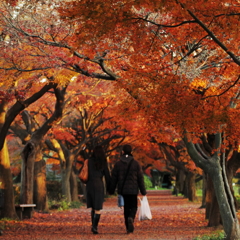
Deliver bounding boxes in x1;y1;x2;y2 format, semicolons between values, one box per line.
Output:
86;145;111;234
109;144;147;234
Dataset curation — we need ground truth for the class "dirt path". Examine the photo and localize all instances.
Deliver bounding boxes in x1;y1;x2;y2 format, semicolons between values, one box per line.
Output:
1;190;221;240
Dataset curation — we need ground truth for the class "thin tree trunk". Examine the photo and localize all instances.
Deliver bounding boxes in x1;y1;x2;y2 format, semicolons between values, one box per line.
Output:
0;142;18;219
20;142;35;204
205;174;214;220
178;170;185;194
186;172;197;202
70;169;79;202
34;159;48;211
61;169;71;202
200;172;206;209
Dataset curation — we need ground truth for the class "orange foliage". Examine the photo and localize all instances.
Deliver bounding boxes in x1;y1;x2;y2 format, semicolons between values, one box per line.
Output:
2;0;240;179
55;0;240;149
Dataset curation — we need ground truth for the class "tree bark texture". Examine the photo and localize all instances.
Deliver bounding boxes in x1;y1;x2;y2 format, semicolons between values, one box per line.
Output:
205;174;214;220
70;169;79;202
208;191;221;227
0;142;18;219
184;134;240;240
20;142;35;204
20;85;66;207
61;169;71;202
211;163;240;240
200;172;206;209
186;172;197;202
34;159;48;211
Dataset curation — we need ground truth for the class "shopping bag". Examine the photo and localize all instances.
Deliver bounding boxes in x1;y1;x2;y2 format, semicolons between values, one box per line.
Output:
118;195;124;207
138;196;152;221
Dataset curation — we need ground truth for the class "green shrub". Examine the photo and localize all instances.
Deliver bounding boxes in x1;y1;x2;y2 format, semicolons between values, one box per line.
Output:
48;198;69;211
0;218;14;231
48;199;82;210
193;231;225;240
70;201;82;209
196;189;203;197
58;199;70;211
144;175;152;189
236;196;240;208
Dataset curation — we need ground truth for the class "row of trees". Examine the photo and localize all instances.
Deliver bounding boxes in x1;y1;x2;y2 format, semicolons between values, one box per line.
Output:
1;0;240;239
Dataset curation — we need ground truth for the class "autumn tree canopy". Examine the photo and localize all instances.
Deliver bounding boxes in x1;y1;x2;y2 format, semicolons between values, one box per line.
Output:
1;0;240;239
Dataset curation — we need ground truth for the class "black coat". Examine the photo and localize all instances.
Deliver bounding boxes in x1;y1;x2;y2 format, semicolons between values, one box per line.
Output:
86;157;110;210
109;155;146;196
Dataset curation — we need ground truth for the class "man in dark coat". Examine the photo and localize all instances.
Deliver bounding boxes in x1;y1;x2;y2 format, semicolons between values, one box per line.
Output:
109;144;146;234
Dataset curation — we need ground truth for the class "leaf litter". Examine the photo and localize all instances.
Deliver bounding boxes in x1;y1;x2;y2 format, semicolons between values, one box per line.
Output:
1;190;225;240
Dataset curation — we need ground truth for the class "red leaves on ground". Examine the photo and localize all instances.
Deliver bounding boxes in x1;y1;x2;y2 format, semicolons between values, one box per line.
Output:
2;191;222;240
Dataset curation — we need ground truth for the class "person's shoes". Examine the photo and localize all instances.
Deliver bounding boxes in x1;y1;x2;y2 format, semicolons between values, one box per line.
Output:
91;210;94;226
91;227;98;234
91;214;100;234
127;217;134;233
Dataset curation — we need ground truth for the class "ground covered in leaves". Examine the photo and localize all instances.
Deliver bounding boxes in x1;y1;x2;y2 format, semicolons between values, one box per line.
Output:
1;190;224;240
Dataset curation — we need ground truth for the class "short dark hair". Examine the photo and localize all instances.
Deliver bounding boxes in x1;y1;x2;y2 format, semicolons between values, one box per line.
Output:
122;144;132;154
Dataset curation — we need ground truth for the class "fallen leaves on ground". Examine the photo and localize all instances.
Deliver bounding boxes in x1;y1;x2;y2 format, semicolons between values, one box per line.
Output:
1;190;224;240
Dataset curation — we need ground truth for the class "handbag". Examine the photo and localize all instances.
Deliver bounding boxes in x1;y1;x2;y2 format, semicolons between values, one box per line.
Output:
138;196;152;221
78;159;88;184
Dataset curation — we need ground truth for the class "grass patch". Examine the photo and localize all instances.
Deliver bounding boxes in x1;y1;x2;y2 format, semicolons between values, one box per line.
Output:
48;199;83;211
196;189;202;197
0;218;19;231
146;187;167;190
144;175;152;189
193;231;225;240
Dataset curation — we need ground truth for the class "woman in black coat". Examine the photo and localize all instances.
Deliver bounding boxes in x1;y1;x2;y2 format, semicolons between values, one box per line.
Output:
86;145;111;234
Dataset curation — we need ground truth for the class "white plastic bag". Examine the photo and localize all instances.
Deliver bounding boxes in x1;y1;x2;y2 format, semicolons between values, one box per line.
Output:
138;196;152;221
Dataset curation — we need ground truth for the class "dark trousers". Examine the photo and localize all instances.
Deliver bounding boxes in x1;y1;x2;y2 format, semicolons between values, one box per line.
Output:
122;194;138;229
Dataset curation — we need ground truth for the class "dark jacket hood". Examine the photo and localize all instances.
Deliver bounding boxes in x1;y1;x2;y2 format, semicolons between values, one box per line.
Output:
120;154;134;163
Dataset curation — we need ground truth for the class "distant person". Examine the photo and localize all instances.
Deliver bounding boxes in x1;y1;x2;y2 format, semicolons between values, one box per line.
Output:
86;145;111;234
109;144;146;234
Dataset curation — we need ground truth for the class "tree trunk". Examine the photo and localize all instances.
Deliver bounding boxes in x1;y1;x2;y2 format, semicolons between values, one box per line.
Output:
200;172;206;209
177;170;186;194
34;159;48;211
208;191;221;227
61;153;76;202
61;168;71;202
0;141;18;219
20;85;66;206
0;84;59;218
20;142;35;204
226;153;240;211
205;174;214;220
0;103;18;219
70;169;79;202
186;171;197;202
184;134;240;240
209;159;240;240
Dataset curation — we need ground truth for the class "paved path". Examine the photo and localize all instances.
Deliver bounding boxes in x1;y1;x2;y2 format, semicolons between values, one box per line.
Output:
1;190;219;240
